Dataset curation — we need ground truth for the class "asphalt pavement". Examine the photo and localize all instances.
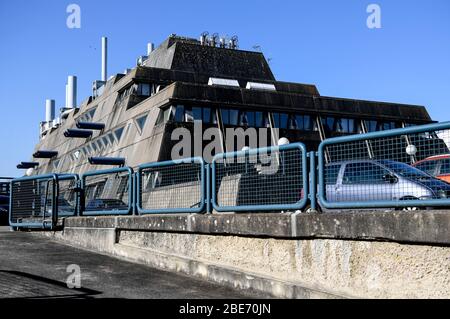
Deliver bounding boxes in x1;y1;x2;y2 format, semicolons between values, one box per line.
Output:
0;227;266;299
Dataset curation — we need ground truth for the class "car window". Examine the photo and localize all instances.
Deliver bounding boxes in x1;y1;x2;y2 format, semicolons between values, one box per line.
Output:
415;161;438;176
325;165;341;185
439;159;450;175
343;163;389;185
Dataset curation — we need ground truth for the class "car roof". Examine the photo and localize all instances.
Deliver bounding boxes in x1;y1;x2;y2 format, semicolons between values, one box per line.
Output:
325;159;399;166
413;154;450;166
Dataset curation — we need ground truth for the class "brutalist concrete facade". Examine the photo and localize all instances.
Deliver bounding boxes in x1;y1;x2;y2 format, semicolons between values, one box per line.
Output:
30;34;432;176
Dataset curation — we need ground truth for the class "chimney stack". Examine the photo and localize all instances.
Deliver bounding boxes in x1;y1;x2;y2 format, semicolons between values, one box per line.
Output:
101;37;108;82
45;99;55;123
67;76;77;108
147;42;155;55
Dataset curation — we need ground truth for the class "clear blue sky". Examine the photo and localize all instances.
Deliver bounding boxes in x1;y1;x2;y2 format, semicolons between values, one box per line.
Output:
0;0;449;177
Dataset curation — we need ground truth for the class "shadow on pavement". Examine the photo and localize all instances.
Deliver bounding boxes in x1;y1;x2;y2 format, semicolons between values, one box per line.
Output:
0;270;102;299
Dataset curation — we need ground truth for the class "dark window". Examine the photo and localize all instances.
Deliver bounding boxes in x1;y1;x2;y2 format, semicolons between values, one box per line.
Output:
439;159;450;175
221;109;230;125
322;117;335;132
137;83;151;96
135;115;148;132
335;118;357;133
289;115;299;130
229;110;239;126
325;165;341;185
114;127;124;141
415;161;438;176
239;111;249;126
366;120;378;132
203;108;212;124
335;118;344;133
192;107;202;121
304;115;312;131
174;105;185;122
185;107;194;122
238;111;255;127
246;111;255;127
293;114;313;131
273;113;289;129
343;163;389;184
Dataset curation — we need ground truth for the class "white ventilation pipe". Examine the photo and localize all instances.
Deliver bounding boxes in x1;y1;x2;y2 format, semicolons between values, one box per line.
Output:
67;76;77;108
45;99;55;122
101;37;108;82
65;84;69;108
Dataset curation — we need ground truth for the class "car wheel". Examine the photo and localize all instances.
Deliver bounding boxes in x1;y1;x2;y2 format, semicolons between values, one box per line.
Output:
303;204;322;213
400;206;420;212
395;197;423;212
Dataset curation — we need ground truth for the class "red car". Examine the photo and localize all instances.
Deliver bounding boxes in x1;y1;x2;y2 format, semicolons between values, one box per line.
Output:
413;154;450;183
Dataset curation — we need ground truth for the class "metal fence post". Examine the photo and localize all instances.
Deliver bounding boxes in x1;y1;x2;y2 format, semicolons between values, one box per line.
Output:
206;164;212;214
309;151;317;211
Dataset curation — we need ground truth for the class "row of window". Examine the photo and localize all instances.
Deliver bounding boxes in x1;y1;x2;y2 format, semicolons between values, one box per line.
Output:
68;127;124;162
77;107;97;123
66;113;149;165
158;105;410;134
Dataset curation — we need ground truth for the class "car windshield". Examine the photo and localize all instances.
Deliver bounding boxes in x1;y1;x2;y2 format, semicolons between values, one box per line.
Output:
380;161;433;179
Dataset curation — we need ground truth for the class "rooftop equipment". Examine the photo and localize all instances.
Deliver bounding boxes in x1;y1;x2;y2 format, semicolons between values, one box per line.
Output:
210;33;218;47
229;36;238;50
246;82;276;91
33;151;58;159
17;162;39;169
208;77;240;88
64;129;93;138
88;157;125;166
200;32;209;45
76;122;105;131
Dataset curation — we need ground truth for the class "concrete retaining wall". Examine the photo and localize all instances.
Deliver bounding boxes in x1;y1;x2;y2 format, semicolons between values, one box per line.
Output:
38;212;450;299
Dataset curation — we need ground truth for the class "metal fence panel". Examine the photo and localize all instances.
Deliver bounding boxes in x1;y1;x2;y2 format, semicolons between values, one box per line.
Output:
137;158;205;214
81;167;134;216
212;143;308;212
318;122;450;209
9;174;57;229
57;174;79;217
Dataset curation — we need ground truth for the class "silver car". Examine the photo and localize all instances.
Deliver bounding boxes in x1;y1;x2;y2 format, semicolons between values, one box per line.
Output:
325;160;450;203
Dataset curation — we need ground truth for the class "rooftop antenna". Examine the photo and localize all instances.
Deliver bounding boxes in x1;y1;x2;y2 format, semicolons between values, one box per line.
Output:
200;32;209;46
219;36;226;48
229;36;238;50
210;33;219;47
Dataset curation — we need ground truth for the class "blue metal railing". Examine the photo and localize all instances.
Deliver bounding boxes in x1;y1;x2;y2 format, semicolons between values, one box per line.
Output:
136;157;205;214
9;122;450;229
9;173;80;229
80;167;134;216
57;174;80;217
211;143;309;212
318;122;450;209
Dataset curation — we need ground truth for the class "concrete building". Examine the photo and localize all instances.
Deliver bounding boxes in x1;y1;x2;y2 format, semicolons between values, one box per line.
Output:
28;34;433;176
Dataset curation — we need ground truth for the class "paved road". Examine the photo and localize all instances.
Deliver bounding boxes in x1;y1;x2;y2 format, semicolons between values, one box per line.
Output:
0;227;265;299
